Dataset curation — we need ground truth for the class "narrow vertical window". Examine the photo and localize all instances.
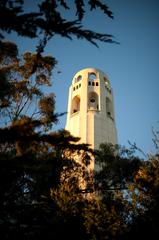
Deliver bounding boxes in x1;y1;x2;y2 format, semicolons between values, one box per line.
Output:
106;97;113;120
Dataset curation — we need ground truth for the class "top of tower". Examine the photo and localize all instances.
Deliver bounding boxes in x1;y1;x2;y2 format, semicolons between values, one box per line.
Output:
72;67;111;87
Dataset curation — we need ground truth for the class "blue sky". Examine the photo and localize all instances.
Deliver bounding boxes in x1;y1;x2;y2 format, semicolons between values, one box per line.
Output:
7;0;159;156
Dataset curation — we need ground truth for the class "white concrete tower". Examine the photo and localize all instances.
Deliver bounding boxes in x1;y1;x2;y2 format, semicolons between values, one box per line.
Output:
65;68;117;150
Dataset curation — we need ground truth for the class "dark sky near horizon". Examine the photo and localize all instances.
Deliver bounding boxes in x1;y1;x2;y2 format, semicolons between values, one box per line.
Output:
7;0;159;156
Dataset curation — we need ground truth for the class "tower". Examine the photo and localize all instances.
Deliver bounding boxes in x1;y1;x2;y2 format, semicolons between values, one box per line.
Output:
65;68;117;150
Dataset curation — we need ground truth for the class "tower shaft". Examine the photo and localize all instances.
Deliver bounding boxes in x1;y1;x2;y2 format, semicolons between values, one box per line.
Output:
65;68;117;150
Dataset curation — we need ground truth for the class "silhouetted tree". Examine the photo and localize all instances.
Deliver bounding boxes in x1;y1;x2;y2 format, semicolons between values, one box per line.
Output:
120;131;159;240
0;40;92;239
0;0;117;54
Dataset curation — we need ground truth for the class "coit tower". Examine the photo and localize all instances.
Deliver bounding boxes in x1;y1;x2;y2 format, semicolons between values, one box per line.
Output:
65;68;117;150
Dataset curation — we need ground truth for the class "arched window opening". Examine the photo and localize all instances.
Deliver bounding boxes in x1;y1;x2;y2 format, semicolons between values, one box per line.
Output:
74;75;82;84
88;72;96;81
88;92;99;110
72;96;80;114
76;75;82;82
106;97;113;119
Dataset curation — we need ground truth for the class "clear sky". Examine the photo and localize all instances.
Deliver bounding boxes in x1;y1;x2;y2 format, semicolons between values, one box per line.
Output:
6;0;159;156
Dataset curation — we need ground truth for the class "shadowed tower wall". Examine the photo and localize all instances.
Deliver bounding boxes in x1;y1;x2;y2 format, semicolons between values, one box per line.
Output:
65;68;117;150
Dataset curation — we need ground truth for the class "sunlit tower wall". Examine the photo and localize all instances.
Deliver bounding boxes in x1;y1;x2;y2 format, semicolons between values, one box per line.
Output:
65;68;117;150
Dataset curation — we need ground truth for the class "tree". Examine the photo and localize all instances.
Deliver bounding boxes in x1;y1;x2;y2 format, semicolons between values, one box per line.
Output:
120;131;159;239
0;40;92;239
0;0;117;54
92;133;159;240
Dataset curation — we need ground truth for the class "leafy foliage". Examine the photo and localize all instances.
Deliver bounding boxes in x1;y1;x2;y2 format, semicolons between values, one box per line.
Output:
0;41;57;127
0;0;117;53
0;40;90;238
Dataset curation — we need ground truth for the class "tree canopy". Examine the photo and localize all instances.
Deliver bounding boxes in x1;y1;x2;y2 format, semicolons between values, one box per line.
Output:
0;0;117;54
